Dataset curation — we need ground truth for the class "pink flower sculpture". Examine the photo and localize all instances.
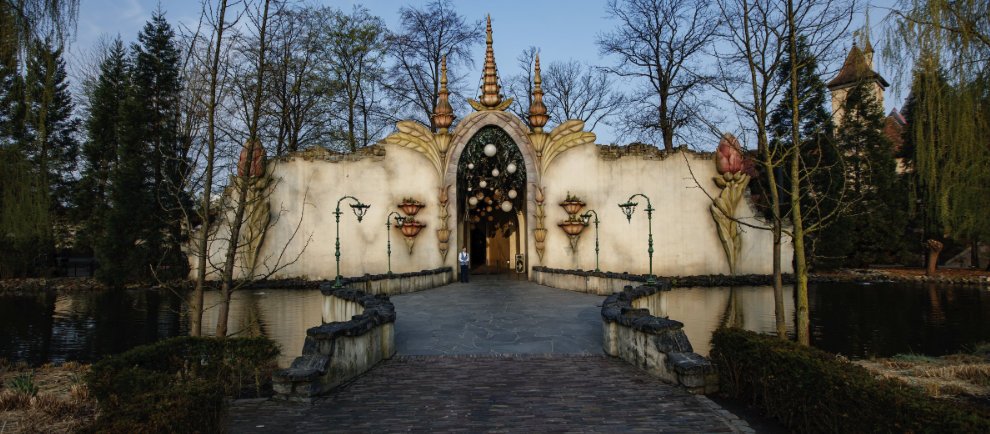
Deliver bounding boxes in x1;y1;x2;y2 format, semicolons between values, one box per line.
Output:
238;140;266;178
716;133;744;174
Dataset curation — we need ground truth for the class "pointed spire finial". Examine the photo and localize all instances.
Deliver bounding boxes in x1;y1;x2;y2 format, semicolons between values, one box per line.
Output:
529;54;548;131
433;56;454;131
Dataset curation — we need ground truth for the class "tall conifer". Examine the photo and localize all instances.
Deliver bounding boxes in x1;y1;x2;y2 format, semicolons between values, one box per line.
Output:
76;39;127;255
819;80;908;266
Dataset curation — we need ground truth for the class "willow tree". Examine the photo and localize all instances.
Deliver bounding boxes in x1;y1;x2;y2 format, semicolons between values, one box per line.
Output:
886;0;990;270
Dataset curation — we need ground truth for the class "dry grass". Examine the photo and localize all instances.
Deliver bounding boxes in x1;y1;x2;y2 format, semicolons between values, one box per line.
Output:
856;353;990;401
0;362;96;433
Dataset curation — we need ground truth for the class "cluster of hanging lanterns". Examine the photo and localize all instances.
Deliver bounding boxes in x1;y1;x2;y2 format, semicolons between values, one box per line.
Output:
464;142;521;223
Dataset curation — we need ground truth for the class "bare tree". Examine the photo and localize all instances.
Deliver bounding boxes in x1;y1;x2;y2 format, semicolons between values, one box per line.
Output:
384;0;482;130
598;0;719;151
543;60;625;131
322;5;388;151
186;0;240;337
712;0;853;342
261;5;332;155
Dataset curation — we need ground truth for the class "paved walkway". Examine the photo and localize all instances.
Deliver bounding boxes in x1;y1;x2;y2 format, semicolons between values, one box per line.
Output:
392;275;604;355
229;355;752;433
227;277;753;432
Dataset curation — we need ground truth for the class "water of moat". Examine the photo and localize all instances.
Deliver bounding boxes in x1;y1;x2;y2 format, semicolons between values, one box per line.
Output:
2;280;989;367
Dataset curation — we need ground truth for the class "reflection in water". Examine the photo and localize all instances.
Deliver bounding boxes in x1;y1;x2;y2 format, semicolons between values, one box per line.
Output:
636;282;990;358
2;282;990;366
0;289;324;368
199;290;324;367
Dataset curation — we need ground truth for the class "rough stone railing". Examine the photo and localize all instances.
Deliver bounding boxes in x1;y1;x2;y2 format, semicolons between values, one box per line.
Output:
533;266;647;295
601;282;718;394
342;267;453;296
273;286;396;401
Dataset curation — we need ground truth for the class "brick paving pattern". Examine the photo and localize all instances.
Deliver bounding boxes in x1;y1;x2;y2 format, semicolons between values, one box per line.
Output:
228;354;753;433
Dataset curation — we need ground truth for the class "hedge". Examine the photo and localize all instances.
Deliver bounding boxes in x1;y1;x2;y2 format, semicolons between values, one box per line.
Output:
84;336;279;433
710;328;990;433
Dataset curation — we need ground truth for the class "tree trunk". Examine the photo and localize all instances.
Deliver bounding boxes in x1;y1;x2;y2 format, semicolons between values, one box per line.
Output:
970;239;979;269
925;239;943;276
217;0;271;337
191;0;228;337
787;0;810;346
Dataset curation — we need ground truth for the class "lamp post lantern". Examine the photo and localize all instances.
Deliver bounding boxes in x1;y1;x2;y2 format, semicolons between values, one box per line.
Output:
580;209;601;273
386;211;406;275
333;195;370;289
618;193;657;286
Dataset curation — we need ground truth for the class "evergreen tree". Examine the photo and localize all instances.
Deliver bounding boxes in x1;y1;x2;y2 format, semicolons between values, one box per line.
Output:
76;39;127;255
129;11;188;278
22;38;79;228
767;36;840;268
819;80;908;266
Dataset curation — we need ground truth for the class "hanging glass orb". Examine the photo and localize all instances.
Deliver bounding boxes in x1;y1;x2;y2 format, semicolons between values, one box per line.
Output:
486;198;493;204
500;201;513;212
507;189;517;199
472;216;480;223
468;163;475;169
491;168;500;177
479;179;487;188
486;206;493;212
468;197;478;206
476;190;484;199
506;162;517;174
487;216;493;221
480;211;486;216
483;143;497;157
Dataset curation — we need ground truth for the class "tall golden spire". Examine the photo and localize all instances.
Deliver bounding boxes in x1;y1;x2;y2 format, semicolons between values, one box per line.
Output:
528;54;548;131
469;15;512;111
432;56;454;131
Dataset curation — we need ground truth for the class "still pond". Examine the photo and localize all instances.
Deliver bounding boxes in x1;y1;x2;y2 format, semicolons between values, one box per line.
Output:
2;281;988;367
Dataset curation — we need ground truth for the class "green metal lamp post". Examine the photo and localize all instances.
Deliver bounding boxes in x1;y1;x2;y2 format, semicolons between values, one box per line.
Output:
580;209;601;273
385;211;406;275
618;193;657;286
333;195;370;289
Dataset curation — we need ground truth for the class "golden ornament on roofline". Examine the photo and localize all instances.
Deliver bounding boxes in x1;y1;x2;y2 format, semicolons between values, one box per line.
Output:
529;54;549;131
432;56;455;131
468;15;513;112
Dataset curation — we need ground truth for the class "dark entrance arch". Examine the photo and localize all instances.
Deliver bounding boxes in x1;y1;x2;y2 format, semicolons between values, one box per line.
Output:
456;126;527;274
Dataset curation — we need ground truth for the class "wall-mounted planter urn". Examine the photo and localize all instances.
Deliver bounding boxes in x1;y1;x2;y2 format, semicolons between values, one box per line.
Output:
398;218;426;253
557;192;588;252
398;198;425;216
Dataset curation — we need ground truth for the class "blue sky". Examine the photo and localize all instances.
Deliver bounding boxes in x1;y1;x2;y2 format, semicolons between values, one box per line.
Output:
70;0;902;147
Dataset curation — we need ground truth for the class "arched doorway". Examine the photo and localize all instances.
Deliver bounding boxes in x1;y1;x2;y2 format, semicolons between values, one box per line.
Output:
455;126;527;274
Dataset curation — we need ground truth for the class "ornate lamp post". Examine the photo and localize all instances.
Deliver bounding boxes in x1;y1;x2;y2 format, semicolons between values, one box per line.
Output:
580;209;601;273
386;211;406;275
333;195;370;289
618;194;657;286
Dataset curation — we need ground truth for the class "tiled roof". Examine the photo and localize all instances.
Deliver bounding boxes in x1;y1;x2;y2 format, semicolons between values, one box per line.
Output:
827;44;889;89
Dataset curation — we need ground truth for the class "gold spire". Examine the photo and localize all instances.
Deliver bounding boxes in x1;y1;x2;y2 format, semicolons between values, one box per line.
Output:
469;15;512;111
432;56;454;131
528;54;548;131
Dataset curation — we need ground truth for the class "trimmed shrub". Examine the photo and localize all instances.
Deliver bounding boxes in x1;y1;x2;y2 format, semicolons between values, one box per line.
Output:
84;336;279;433
711;328;990;433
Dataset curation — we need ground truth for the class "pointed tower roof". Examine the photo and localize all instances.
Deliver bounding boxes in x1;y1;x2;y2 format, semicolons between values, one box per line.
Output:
528;54;549;131
432;57;455;131
827;43;889;90
469;15;513;111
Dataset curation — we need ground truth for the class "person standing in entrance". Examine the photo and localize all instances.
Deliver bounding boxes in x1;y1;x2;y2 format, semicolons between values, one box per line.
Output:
458;247;470;283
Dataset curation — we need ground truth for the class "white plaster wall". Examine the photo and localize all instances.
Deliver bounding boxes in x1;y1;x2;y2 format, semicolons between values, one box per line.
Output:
539;145;792;276
199;145;451;280
197;134;792;280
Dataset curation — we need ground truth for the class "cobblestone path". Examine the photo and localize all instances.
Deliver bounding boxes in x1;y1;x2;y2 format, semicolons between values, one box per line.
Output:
228;354;753;433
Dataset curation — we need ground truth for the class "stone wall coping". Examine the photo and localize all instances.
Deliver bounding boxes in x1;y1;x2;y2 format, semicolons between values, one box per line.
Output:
307;288;396;340
534;266;795;287
330;266;453;286
601;283;687;337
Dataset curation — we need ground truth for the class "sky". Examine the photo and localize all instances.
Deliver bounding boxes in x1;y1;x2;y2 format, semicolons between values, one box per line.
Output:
68;0;903;147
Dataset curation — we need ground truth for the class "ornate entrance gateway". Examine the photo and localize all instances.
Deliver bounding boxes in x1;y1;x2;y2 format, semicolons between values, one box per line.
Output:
456;126;527;273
